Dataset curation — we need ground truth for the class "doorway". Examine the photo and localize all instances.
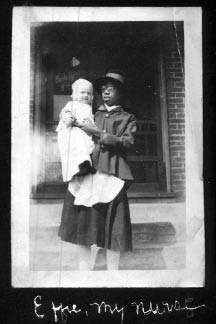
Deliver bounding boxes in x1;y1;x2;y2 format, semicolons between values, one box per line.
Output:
31;22;170;197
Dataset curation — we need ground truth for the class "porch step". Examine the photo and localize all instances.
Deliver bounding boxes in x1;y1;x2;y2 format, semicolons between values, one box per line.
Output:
30;222;185;271
30;201;185;270
30;201;185;225
30;246;185;271
30;222;181;252
95;246;185;270
30;201;185;241
32;192;177;203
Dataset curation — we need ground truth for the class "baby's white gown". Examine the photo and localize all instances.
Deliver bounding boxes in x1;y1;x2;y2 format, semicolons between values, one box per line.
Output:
56;101;95;182
57;101;124;207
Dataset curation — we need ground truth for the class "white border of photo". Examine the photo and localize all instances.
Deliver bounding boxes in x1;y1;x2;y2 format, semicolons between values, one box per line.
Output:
11;7;204;287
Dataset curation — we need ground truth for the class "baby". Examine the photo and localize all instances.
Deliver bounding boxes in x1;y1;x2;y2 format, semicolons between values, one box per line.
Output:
56;78;95;182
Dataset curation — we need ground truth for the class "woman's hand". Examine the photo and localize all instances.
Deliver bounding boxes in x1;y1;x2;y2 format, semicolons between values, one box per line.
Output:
77;119;101;137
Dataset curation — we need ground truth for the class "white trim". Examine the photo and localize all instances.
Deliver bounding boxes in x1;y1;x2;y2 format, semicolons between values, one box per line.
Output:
12;7;203;288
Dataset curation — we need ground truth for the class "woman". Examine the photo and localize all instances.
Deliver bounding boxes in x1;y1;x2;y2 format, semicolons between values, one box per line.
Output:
58;70;136;270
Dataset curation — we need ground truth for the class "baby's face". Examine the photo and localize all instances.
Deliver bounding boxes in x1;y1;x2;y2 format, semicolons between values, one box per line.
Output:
76;84;93;104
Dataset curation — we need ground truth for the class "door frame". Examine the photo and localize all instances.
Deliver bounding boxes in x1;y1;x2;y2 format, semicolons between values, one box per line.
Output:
31;32;172;198
158;43;171;192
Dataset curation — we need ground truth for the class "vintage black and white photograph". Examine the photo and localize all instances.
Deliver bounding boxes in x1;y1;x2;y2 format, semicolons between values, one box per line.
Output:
11;7;203;287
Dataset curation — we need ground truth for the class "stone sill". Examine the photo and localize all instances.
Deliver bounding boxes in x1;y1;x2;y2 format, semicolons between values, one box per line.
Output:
31;191;175;200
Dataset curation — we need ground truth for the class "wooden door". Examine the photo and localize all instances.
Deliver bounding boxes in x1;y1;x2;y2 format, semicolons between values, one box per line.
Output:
125;45;167;193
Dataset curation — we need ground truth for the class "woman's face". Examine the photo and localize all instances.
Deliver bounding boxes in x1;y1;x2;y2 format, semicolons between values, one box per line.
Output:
101;82;121;106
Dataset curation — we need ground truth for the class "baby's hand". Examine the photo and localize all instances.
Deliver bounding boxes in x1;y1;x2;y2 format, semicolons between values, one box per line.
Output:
83;119;95;126
79;119;99;136
75;119;85;127
65;116;76;127
76;118;91;127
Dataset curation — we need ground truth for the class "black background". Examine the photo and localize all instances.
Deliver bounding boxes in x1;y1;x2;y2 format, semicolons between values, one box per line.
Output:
0;1;216;323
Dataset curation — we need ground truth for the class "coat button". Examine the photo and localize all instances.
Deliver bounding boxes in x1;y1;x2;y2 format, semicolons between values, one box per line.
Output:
105;113;109;117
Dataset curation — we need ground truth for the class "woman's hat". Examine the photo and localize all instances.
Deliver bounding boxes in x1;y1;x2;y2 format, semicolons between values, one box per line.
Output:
93;70;125;93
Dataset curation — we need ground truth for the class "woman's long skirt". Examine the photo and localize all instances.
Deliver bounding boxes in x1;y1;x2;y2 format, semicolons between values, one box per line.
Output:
58;187;132;252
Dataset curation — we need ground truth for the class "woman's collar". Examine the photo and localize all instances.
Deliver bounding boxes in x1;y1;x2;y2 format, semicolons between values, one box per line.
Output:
104;103;121;111
97;103;121;112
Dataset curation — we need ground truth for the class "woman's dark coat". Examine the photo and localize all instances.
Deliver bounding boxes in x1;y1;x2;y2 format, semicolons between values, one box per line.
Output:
92;105;136;181
58;104;136;252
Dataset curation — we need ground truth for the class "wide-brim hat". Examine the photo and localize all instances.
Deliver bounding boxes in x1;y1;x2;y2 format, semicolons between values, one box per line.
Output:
93;71;125;93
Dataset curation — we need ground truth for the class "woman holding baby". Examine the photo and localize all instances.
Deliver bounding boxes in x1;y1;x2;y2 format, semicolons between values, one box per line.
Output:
57;70;136;270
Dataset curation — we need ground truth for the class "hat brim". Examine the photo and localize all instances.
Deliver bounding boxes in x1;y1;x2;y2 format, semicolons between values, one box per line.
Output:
93;76;125;93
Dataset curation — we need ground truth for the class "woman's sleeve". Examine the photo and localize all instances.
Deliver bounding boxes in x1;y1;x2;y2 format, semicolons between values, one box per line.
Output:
99;114;136;151
89;113;95;125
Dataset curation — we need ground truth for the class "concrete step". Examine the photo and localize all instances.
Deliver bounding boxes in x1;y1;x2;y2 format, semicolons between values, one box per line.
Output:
30;246;185;271
30;222;182;252
30;201;186;245
30;223;185;271
95;246;185;270
30;201;186;270
30;201;185;224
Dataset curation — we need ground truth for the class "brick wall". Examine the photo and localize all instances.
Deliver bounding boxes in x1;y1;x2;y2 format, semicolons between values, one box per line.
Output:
163;22;185;200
